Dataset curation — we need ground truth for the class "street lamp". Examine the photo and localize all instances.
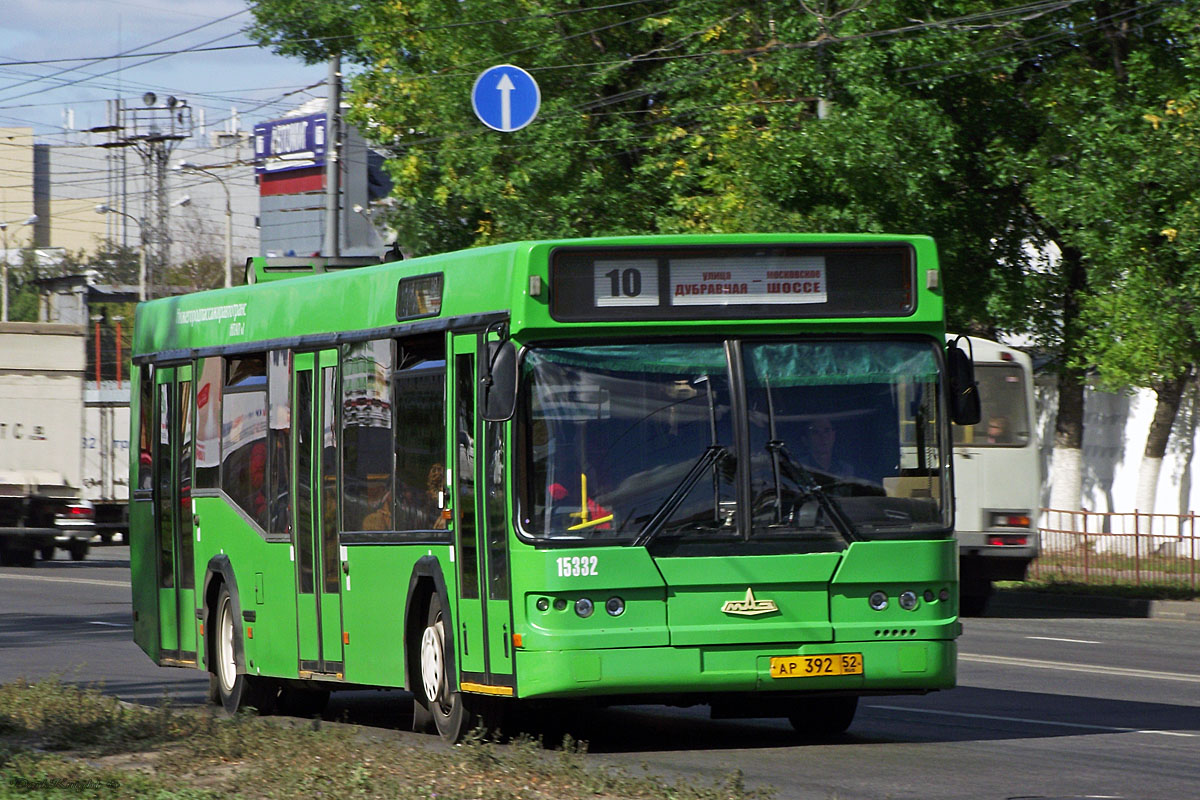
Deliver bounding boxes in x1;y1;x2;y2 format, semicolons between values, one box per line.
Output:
96;204;147;301
175;161;232;289
1;214;38;322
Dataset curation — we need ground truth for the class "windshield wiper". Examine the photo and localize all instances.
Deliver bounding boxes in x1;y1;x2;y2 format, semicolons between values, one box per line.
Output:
766;440;862;544
633;445;730;547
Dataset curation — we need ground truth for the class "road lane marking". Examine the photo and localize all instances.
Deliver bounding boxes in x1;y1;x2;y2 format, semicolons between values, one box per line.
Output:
867;704;1198;738
960;653;1200;684
0;573;127;588
88;621;129;627
1025;636;1102;644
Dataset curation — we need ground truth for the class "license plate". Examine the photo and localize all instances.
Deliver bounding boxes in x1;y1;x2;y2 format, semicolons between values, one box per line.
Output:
770;653;863;679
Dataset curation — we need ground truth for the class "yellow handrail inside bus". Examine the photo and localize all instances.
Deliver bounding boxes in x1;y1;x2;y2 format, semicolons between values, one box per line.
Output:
567;472;613;531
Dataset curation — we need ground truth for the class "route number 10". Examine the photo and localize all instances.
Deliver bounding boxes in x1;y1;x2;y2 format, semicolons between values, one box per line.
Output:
594;262;659;307
605;268;642;298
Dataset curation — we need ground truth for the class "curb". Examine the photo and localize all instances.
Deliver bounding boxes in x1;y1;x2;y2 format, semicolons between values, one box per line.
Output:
988;590;1200;621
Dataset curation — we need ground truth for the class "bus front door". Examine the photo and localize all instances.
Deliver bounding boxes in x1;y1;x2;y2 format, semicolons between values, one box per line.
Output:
451;333;514;696
153;364;197;665
293;350;344;677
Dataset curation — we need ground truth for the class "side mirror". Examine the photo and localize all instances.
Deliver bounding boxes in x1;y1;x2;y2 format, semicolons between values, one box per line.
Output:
480;340;517;422
947;337;981;426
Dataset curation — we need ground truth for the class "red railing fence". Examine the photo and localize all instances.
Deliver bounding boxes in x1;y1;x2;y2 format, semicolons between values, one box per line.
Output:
1033;509;1198;590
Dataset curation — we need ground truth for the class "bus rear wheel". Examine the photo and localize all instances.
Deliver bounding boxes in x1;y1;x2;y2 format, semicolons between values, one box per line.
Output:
787;696;858;737
418;594;475;742
212;583;277;715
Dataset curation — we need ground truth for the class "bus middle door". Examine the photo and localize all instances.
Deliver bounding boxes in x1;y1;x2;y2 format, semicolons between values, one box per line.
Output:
450;333;514;696
293;350;344;677
153;364;197;665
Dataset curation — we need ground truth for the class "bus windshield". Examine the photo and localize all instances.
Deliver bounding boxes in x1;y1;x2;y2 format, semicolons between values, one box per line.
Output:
519;339;950;547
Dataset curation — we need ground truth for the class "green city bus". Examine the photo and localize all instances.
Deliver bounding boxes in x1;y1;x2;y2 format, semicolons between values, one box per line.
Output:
129;233;978;741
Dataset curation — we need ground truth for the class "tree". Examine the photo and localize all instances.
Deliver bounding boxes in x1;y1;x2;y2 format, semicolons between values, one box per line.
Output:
998;1;1200;513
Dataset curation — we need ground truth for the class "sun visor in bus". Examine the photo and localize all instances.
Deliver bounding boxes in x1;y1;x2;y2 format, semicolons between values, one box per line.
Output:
947;337;982;426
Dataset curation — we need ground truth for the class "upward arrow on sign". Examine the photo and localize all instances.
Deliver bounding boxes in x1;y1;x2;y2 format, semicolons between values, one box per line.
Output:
496;73;515;132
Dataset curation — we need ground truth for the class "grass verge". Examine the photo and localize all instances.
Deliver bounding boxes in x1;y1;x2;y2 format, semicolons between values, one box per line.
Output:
0;678;774;800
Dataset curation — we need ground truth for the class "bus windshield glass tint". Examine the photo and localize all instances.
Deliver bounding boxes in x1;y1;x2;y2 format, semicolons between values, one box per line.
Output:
519;339;949;545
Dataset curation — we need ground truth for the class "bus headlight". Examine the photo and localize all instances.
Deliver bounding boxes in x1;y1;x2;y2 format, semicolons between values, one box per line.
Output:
605;597;625;616
898;591;919;611
868;591;889;611
575;598;594;618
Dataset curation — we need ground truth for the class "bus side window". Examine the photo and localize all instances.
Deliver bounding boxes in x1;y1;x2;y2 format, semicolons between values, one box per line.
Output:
268;350;292;534
137;366;154;492
221;354;268;530
342;340;395;532
195;357;222;489
393;334;447;535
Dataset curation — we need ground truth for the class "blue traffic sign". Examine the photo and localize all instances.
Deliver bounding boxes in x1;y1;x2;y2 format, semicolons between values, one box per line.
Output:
472;65;540;132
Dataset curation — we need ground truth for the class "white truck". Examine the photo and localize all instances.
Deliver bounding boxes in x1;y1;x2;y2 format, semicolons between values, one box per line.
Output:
0;322;95;565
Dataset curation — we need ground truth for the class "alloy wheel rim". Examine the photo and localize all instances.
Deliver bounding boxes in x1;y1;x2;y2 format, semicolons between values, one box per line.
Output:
218;597;237;694
420;617;444;706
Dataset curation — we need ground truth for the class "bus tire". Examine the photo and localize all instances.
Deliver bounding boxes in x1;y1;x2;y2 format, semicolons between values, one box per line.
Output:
418;593;475;741
212;583;277;715
787;696;858;737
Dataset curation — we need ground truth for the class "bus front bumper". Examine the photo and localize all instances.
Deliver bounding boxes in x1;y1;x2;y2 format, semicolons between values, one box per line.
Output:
511;639;956;699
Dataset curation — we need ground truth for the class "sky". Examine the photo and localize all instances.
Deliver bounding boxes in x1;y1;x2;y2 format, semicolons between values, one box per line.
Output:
0;0;328;142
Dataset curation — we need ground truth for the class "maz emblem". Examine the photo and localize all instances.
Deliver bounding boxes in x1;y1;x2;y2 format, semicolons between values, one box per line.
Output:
721;588;778;616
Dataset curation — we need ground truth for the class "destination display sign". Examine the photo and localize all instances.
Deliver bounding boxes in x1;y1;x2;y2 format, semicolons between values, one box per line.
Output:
550;244;914;322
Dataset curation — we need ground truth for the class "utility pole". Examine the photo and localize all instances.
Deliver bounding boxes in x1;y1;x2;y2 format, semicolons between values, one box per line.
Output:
323;54;342;258
94;93;192;299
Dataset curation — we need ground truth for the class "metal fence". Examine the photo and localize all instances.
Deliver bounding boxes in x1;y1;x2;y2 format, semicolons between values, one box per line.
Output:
1032;509;1199;590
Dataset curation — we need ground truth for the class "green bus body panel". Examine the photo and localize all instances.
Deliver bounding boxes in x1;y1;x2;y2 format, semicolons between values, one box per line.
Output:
653;553;841;646
195;498;301;679
515;640;956;699
830;539;960;643
510;546;670;651
340;546;455;687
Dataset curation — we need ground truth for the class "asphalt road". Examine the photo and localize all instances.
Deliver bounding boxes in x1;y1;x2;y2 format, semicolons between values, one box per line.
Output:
2;547;1198;799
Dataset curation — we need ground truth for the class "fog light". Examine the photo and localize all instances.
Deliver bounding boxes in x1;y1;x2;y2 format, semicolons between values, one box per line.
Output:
938;588;950;602
575;598;594;618
536;597;550;612
923;589;935;603
554;598;568;611
605;596;625;616
868;591;888;611
899;590;919;611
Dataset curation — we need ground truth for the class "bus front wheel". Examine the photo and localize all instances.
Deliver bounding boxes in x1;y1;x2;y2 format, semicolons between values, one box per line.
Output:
417;593;476;742
212;583;277;715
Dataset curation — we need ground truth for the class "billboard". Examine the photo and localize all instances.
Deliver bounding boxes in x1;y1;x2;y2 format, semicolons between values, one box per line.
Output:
253;113;327;174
